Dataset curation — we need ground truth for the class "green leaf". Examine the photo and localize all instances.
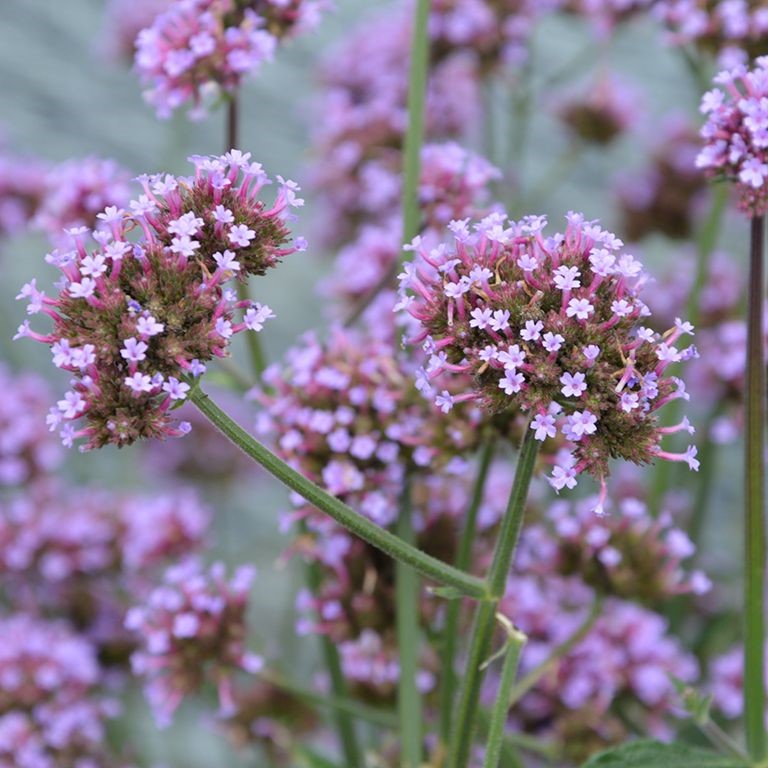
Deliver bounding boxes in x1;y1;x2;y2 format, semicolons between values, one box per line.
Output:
580;740;750;768
293;745;344;768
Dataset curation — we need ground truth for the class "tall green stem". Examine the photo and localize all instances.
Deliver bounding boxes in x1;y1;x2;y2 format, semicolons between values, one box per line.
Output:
482;620;527;768
396;482;422;767
448;428;539;768
190;388;487;599
305;554;362;767
744;214;766;761
226;94;266;379
343;0;430;326
439;438;496;742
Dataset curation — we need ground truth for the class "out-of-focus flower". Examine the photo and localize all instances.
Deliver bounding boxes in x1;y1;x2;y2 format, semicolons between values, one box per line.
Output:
617;118;710;241
654;0;768;67
0;365;63;487
497;575;698;762
126;559;262;726
100;0;175;62
398;211;699;499
518;490;711;602
0;614;118;768
556;76;640;146
15;152;302;450
0;482;209;662
33;157;132;247
697;57;768;216
0;151;48;240
135;0;329;118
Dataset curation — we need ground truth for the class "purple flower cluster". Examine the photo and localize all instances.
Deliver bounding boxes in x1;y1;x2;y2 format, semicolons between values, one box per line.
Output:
0;365;62;487
0;614;118;768
617;117;709;241
556;75;640;146
321;142;500;307
697;57;768;216
518;489;712;602
654;0;768;67
0;151;48;240
135;0;328;118
310;6;481;246
497;575;698;761
33;157;132;248
398;211;698;498
255;319;491;527
100;0;172;62
16;151;302;450
125;559;262;726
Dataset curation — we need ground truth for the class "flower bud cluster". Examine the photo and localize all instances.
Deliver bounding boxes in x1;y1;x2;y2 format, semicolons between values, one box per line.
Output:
135;0;328;118
398;211;699;498
125;559;262;726
697;57;768;216
16;151;302;450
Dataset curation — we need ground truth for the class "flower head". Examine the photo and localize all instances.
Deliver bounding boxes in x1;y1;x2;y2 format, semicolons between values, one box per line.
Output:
697;57;768;215
398;212;697;489
16;153;302;450
126;559;261;726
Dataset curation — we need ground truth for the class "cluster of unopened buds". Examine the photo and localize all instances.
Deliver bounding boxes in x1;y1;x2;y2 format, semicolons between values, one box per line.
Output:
15;151;304;450
125;559;262;727
135;0;328;118
697;57;768;216
398;211;699;505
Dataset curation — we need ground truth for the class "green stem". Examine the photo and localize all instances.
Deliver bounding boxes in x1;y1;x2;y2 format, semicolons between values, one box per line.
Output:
305;554;363;766
439;438;496;742
263;671;397;730
396;481;422;768
343;0;430;327
482;619;527;768
447;428;540;768
506;597;601;707
226;93;266;379
744;214;766;761
190;388;487;599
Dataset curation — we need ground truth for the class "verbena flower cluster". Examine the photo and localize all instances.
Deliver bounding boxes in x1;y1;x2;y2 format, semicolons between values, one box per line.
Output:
255;317;494;527
135;0;328;118
655;0;768;67
0;364;63;486
0;150;48;240
15;151;303;450
497;575;698;762
697;57;768;216
100;0;173;62
322;142;500;307
0;614;120;768
556;75;639;146
617;117;708;241
519;489;712;603
398;211;698;500
33;157;132;247
125;559;263;726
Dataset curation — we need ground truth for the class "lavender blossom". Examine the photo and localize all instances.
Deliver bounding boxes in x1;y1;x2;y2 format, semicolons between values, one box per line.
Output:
16;152;302;450
398;212;699;498
697;57;768;216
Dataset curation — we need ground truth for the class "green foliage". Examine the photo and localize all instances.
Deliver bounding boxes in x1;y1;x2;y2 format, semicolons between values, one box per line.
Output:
581;740;750;768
